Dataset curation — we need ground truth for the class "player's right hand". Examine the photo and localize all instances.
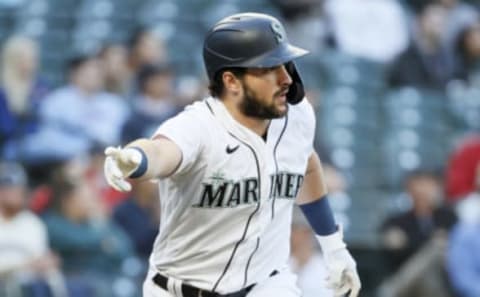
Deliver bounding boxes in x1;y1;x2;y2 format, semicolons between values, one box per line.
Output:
324;247;360;297
104;146;142;192
316;228;361;297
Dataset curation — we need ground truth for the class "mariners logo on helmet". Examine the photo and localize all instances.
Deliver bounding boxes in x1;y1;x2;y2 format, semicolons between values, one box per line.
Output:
202;12;310;105
270;21;285;44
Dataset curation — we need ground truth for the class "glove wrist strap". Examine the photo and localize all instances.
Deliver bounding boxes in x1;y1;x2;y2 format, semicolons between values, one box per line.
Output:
128;147;148;178
298;195;337;235
316;228;346;253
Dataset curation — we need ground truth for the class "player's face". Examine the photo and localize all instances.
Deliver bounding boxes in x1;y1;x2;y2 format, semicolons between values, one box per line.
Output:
239;64;292;119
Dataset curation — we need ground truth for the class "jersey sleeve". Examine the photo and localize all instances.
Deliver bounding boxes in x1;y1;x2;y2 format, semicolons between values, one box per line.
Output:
152;106;208;176
297;98;316;156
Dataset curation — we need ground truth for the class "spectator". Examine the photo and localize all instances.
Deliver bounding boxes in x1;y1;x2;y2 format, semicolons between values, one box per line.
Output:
0;35;50;162
324;0;409;63
406;0;479;56
98;43;130;96
446;166;480;297
27;154;128;224
380;170;457;270
42;177;133;295
445;135;480;205
271;0;333;54
388;2;455;90
127;28;167;72
439;0;479;58
0;162;64;297
113;180;159;259
446;144;480;297
28;157;90;215
126;27;168;97
447;19;480;133
447;218;480;297
121;63;181;144
83;150;129;212
447;135;480;224
452;20;480;84
25;55;128;161
378;170;458;297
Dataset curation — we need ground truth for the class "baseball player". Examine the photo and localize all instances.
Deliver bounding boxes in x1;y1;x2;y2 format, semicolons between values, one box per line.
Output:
104;13;361;297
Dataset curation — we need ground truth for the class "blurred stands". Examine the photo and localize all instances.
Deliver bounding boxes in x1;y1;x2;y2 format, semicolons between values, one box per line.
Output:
0;0;479;296
308;50;387;245
0;0;282;81
0;0;473;248
382;88;454;190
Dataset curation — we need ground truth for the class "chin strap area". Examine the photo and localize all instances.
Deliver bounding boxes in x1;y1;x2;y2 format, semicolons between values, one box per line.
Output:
285;61;305;104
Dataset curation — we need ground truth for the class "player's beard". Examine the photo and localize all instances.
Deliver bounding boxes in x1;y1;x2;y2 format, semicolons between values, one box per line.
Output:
239;81;288;119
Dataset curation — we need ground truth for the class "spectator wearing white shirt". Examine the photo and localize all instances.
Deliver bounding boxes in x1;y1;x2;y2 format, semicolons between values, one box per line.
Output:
324;0;409;63
0;162;64;297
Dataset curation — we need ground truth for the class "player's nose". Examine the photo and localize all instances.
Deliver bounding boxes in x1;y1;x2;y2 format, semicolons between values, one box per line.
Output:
277;64;292;86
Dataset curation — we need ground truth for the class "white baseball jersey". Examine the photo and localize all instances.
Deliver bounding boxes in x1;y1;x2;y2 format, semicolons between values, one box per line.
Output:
150;96;315;294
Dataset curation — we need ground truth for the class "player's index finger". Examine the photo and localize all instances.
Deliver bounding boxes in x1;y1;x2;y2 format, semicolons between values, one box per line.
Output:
104;146;120;157
120;149;140;165
128;150;142;164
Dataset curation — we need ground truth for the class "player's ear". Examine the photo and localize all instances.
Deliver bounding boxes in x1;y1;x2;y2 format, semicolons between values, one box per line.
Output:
222;71;242;95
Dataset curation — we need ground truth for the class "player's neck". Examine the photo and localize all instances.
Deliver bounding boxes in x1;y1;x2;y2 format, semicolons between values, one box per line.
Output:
223;99;270;137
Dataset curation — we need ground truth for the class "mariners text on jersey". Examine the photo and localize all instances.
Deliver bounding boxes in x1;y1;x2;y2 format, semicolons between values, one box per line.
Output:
193;172;304;208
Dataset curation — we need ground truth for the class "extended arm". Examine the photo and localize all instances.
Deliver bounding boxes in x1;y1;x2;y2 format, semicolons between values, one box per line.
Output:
104;136;182;192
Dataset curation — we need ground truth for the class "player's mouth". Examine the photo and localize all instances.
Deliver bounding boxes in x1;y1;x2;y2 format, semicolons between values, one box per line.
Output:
275;88;289;102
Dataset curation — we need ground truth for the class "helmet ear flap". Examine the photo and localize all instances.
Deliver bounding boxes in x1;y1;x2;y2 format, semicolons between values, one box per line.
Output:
285;61;305;104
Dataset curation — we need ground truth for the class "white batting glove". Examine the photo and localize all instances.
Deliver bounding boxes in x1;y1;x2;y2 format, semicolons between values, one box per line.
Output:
317;229;361;297
104;146;143;192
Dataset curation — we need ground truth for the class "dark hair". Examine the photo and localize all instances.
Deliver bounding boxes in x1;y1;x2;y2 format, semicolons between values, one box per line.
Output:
66;54;93;77
49;178;78;212
405;0;434;15
98;42;125;58
455;22;480;64
456;26;470;55
137;63;173;93
403;169;441;188
127;26;151;51
208;67;246;98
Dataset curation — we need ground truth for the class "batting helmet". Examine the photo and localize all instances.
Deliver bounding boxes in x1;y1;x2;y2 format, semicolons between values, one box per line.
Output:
203;12;309;104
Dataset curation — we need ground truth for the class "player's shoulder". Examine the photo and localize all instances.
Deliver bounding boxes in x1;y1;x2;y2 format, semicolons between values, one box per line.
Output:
181;98;215;119
183;97;214;114
288;98;316;126
164;97;216;128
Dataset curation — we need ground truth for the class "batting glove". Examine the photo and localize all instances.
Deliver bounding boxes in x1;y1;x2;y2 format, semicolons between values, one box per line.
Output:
317;229;361;297
104;146;143;192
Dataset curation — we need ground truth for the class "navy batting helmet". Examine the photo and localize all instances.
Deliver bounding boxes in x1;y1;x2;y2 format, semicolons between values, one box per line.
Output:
203;12;309;104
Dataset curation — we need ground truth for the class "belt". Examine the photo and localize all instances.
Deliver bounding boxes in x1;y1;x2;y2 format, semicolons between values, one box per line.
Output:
152;270;278;297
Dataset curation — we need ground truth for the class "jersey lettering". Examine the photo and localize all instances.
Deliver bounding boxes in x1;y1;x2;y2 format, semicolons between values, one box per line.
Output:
193;172;303;208
194;177;259;208
269;172;304;199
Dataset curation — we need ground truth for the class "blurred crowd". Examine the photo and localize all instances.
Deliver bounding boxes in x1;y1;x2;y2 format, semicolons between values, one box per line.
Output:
0;0;480;297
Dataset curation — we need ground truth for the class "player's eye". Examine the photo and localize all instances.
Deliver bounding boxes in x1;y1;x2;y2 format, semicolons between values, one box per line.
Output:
248;66;280;76
260;66;280;74
267;66;280;72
